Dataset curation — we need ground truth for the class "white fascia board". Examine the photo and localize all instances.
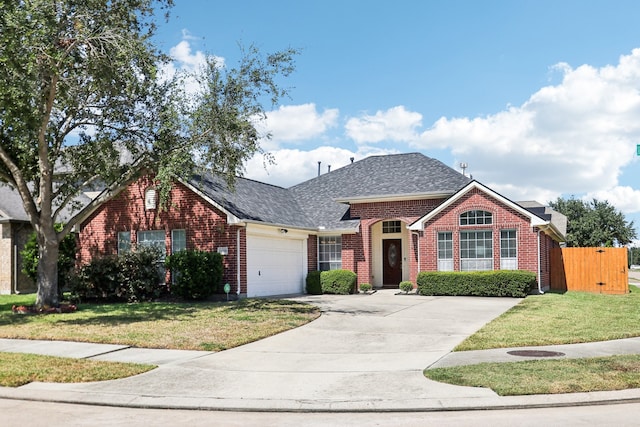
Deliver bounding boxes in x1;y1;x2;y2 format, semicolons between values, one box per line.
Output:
408;181;549;231
334;192;452;204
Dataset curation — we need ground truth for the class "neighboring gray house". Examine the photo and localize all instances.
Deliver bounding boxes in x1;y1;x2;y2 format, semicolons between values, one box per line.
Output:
0;184;35;294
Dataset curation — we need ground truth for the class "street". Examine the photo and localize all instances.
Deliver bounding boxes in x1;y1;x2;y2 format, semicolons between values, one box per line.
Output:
1;399;639;426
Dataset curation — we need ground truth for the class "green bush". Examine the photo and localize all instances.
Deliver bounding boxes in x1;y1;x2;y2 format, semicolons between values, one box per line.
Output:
320;269;356;295
70;246;167;302
165;250;223;300
399;280;414;293
416;270;535;298
119;247;167;301
306;270;322;295
359;283;372;293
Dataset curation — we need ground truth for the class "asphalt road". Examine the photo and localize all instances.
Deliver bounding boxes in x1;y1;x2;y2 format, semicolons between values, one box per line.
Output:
1;398;639;426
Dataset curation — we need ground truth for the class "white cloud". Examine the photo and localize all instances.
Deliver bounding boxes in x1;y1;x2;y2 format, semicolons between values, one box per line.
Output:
585;186;640;214
244;146;398;187
345;106;422;143
258;104;339;148
413;48;640;205
158;37;223;97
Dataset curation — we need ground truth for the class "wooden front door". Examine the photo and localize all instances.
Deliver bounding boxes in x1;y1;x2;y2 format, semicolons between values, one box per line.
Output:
383;239;402;286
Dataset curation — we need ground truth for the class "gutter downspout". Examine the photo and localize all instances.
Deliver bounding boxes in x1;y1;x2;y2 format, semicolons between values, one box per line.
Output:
237;227;241;297
412;231;421;281
537;229;544;294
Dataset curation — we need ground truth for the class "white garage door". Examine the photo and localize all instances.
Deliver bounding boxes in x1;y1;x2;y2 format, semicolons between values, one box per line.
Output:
246;235;305;297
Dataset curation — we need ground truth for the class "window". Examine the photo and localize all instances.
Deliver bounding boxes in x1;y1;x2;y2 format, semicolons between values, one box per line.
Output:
137;230;166;259
171;229;186;253
318;236;342;271
460;210;492;226
437;232;453;271
117;231;131;254
460;230;493;271
500;230;517;270
382;220;401;234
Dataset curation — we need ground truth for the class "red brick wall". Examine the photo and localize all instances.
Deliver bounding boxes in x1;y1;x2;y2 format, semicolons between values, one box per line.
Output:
347;199;444;286
418;189;540;276
78;176;246;294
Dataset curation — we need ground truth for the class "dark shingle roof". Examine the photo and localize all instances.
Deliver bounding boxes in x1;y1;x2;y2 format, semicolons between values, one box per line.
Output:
518;200;568;237
0;184;29;221
189;173;316;229
288;153;471;231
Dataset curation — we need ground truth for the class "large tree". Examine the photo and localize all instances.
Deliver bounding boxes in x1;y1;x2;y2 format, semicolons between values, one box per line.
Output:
549;197;637;247
0;0;296;308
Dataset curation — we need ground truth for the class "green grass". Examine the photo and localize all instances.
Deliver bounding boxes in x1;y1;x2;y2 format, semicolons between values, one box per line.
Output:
0;295;320;351
0;352;155;387
424;286;640;395
425;355;640;396
456;287;640;351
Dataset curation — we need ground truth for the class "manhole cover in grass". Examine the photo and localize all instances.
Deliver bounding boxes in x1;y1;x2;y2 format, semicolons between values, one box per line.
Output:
507;350;565;358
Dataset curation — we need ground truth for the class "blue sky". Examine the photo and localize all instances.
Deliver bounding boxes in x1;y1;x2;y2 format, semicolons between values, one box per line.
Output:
155;0;640;236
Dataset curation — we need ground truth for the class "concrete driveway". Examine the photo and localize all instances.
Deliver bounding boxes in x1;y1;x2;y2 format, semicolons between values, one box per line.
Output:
2;290;522;411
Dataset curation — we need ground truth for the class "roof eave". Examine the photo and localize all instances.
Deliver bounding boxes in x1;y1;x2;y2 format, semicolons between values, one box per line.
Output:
335;191;454;204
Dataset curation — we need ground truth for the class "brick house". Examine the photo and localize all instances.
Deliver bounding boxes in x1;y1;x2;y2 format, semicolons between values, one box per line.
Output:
76;153;566;297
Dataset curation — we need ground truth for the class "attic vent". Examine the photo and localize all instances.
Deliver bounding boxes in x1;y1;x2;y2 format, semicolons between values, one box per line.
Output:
145;187;157;210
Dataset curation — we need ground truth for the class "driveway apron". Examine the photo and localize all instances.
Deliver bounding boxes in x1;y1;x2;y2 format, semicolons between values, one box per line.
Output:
12;291;522;411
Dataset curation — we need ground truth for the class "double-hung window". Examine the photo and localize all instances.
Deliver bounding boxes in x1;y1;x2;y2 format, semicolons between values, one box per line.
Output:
437;232;453;271
318;236;342;271
500;230;517;270
117;231;131;254
460;230;493;271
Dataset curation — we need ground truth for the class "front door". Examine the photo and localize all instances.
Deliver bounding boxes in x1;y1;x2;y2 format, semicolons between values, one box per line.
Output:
383;239;402;286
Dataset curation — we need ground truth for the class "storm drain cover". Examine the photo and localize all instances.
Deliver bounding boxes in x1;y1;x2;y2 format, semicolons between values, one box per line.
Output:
507;350;565;358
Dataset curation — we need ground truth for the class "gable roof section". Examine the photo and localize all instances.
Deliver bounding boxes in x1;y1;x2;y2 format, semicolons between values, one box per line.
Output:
289;153;471;231
0;184;29;222
186;173;316;229
408;180;566;241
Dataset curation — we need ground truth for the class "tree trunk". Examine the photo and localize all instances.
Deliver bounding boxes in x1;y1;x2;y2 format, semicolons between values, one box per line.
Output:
35;239;60;309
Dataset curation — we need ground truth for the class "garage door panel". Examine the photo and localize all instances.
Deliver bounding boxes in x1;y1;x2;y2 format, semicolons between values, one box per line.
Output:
246;235;305;297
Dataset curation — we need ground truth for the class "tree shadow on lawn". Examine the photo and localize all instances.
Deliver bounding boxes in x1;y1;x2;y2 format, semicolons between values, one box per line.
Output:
0;298;318;327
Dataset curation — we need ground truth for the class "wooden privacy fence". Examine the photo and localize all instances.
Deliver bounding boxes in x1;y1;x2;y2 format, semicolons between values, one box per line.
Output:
550;247;628;294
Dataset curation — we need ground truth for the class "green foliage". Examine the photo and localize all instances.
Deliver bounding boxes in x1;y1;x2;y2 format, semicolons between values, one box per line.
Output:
0;0;298;308
165;250;223;300
320;270;356;295
359;283;372;293
417;270;535;298
70;247;166;303
21;224;77;291
399;281;414;294
549;197;637;247
305;270;322;295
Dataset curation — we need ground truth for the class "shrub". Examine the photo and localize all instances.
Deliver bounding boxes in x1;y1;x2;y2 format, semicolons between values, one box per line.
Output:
306;270;322;295
399;280;414;294
119;246;167;301
165;250;223;300
359;283;372;293
69;255;121;301
416;270;536;298
320;269;356;295
70;246;167;302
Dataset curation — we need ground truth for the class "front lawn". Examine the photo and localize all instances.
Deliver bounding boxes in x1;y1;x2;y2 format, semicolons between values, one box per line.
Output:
0;352;154;387
425;287;640;395
456;287;640;351
425;354;640;396
0;295;320;351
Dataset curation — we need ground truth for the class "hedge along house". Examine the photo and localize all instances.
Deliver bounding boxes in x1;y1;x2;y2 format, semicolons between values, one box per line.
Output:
76;153;566;297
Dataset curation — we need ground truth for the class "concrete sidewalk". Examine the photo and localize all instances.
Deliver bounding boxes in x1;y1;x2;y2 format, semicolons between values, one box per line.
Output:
1;291;640;412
